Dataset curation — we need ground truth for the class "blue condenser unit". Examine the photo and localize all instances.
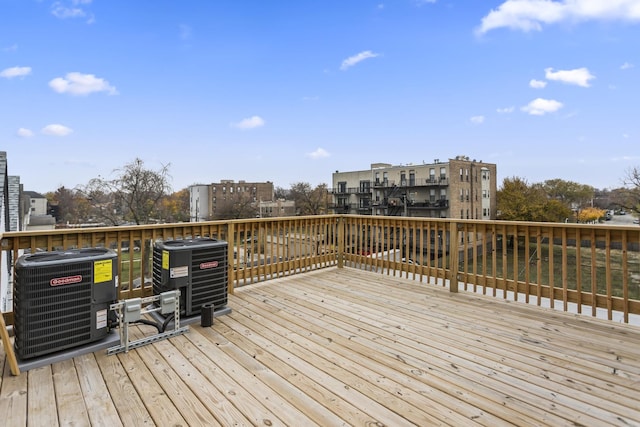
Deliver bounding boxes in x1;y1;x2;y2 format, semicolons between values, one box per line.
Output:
14;248;118;360
152;238;228;316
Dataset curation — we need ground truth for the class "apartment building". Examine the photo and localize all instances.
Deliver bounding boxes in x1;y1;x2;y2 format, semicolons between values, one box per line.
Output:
331;156;497;219
189;180;275;221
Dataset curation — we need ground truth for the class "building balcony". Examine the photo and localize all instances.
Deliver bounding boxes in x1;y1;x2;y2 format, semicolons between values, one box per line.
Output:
1;216;639;425
423;177;449;186
373;179;395;188
408;199;449;209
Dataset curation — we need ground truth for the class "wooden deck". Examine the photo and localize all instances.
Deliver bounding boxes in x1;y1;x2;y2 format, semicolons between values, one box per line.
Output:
2;267;640;426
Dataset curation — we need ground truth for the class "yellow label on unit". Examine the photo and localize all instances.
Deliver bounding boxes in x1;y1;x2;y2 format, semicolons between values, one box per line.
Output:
162;250;169;269
94;259;113;283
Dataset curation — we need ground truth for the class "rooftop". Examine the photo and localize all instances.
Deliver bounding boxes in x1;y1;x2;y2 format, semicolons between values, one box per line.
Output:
2;267;639;426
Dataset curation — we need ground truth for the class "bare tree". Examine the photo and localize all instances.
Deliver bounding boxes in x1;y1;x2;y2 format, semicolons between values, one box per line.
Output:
620;166;640;212
289;182;330;215
213;192;258;219
80;158;172;225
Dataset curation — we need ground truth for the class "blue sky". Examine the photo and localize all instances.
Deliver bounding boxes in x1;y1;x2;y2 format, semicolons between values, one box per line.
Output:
2;0;639;194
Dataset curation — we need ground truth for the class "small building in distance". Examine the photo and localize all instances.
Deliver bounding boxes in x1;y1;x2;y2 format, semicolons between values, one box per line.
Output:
189;180;276;221
330;155;497;219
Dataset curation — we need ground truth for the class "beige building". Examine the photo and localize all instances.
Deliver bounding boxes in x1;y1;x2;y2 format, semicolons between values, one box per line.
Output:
190;180;275;221
258;199;296;218
331;156;497;219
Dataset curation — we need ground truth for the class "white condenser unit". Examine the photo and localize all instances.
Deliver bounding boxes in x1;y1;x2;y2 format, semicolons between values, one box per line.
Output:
13;248;118;360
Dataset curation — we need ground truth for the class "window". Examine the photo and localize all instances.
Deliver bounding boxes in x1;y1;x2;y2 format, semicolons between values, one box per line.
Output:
440;167;446;179
409;171;415;186
338;181;347;193
460;168;463;181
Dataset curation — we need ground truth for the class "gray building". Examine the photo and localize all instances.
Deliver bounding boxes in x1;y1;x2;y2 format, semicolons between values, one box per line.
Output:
331;155;497;219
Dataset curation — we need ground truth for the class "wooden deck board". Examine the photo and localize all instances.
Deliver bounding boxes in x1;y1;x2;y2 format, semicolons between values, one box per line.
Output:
2;266;640;426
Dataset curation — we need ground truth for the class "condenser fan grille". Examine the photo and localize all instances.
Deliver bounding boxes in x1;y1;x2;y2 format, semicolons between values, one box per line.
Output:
14;248;117;360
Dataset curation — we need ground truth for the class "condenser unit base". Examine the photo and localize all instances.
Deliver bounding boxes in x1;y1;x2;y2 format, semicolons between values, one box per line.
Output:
148;305;232;328
16;330;120;373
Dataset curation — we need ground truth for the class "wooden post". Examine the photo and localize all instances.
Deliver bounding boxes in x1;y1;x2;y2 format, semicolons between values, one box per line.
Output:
337;216;344;269
448;221;459;293
0;313;20;376
227;222;235;295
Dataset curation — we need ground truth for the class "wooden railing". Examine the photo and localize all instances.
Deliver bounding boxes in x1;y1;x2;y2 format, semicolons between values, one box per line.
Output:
2;215;639;324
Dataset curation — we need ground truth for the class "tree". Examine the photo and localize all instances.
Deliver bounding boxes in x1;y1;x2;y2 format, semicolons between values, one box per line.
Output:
274;186;290;200
80;158;172;225
619;166;640;213
213;192;258;219
289;182;330;215
577;207;606;223
542;179;594;209
157;188;190;223
497;177;571;222
46;186;93;224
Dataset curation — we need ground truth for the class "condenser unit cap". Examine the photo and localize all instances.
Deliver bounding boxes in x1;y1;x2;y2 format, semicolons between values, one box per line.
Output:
17;248;117;266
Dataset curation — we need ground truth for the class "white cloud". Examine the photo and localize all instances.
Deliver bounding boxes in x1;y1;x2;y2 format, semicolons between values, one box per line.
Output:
306;148;330;159
230;116;265;130
17;128;34;138
529;79;547;89
340;51;380;71
0;66;32;78
51;2;85;19
477;0;640;34
521;98;563;115
49;72;117;96
545;67;595;87
415;0;437;5
496;106;515;113
470;115;485;124
51;1;94;23
621;62;635;70
42;124;73;136
2;44;18;52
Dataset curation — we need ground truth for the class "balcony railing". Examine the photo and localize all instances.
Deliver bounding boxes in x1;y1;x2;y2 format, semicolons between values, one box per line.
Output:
1;215;639;325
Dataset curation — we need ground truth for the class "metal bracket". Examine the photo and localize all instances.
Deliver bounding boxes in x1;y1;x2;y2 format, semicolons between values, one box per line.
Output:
107;290;188;355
